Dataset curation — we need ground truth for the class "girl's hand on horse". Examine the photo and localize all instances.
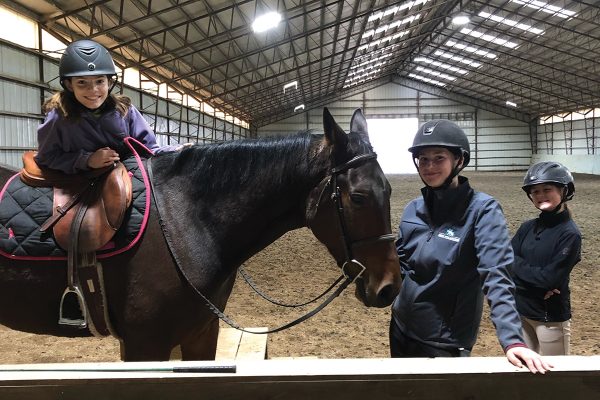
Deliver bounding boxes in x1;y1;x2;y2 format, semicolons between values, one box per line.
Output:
506;346;554;374
88;147;120;169
176;143;193;151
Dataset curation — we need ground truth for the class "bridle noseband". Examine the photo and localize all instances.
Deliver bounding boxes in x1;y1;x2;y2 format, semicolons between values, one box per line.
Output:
311;152;396;282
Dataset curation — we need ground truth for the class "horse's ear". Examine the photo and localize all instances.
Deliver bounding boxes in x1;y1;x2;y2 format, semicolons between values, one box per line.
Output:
323;107;348;148
350;108;370;144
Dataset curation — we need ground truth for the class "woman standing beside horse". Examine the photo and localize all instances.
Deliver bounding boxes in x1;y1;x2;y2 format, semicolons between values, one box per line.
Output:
390;119;552;374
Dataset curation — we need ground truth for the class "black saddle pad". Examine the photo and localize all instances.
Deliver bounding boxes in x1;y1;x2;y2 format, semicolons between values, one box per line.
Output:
0;156;149;261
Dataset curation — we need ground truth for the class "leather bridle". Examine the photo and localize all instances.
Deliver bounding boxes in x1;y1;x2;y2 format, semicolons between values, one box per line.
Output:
309;152;396;283
148;151;397;334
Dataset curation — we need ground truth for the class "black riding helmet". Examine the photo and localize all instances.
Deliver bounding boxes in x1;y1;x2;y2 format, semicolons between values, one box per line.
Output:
59;39;117;89
409;119;471;188
522;161;575;201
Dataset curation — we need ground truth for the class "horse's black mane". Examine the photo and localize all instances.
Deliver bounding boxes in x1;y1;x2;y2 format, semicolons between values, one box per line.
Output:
155;129;373;200
156;131;319;199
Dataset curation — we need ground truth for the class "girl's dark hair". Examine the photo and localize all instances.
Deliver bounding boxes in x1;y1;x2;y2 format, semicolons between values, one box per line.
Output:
43;85;131;118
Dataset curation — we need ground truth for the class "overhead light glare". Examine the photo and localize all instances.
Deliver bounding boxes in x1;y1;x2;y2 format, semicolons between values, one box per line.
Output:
445;40;497;59
408;73;446;87
351;56;389;70
364;15;418;39
368;0;430;22
414;57;468;74
434;50;482;68
348;62;386;76
354;51;393;64
460;28;519;48
294;104;305;112
452;13;470;25
345;68;382;83
252;11;282;33
479;11;544;35
506;100;518;107
415;66;457;81
511;0;576;19
283;81;297;93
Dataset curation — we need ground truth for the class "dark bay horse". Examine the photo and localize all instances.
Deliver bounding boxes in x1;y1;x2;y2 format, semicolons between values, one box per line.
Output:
0;108;400;361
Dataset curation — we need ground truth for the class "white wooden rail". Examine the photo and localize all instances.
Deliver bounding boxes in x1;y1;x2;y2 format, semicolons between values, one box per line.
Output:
0;356;597;399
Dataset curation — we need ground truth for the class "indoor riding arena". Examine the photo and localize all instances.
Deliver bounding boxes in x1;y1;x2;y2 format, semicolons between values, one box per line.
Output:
0;0;598;399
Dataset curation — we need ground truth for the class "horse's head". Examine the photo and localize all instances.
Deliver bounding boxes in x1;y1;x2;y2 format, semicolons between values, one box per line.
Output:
305;108;401;308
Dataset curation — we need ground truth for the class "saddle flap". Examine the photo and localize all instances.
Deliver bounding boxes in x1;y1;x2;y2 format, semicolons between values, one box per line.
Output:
102;162;132;229
52;162;133;253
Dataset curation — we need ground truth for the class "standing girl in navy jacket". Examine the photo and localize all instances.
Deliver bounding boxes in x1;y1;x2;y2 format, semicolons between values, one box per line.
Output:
511;162;581;355
390;119;552;374
35;39;176;174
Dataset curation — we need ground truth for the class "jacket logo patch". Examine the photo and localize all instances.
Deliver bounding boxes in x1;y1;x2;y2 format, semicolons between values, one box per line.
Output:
438;228;460;242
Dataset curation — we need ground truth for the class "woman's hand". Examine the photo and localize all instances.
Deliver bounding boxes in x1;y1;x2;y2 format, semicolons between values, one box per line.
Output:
544;289;561;300
506;346;554;374
87;147;120;169
176;142;193;151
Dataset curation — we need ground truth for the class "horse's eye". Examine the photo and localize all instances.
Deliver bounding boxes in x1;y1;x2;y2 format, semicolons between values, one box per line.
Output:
350;193;367;205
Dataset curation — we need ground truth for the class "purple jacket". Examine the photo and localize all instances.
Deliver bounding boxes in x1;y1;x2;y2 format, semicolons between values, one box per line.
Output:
35;105;170;174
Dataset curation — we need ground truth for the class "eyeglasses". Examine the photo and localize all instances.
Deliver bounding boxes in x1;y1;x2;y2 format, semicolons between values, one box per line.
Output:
415;155;450;167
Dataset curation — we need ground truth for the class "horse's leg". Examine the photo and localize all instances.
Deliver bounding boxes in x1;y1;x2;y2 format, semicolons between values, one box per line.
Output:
179;318;220;360
119;335;173;361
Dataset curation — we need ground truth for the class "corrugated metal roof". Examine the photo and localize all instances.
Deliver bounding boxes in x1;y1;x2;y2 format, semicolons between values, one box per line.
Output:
6;0;600;127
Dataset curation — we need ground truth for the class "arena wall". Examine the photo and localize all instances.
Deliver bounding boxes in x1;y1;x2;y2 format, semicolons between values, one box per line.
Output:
0;356;598;399
257;81;532;172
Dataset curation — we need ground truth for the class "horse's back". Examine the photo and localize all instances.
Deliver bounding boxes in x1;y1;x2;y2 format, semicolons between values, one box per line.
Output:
0;163;18;186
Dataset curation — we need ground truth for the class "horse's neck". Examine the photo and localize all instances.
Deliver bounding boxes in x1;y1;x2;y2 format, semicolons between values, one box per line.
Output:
210;159;325;263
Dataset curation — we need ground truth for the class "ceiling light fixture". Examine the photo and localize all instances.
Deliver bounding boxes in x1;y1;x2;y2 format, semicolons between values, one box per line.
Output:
283;81;297;93
451;12;470;25
252;11;282;33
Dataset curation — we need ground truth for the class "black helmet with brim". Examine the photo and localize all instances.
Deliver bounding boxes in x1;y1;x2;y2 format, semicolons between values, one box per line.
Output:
59;39;117;88
409;119;471;167
522;161;575;200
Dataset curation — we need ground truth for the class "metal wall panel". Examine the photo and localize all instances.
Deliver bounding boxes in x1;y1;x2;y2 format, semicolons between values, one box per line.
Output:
0;41;249;168
258;83;531;171
536;118;599;156
0;115;39;149
0;81;40;115
0;45;39;81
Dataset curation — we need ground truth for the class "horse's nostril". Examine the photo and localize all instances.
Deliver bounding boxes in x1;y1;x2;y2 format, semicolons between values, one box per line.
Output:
377;283;398;306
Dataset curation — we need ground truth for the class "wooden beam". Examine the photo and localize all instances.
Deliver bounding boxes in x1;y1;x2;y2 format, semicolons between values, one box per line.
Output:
0;356;597;399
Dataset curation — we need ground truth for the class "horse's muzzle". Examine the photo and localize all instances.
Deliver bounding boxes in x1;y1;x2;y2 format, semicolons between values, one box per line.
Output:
354;277;400;308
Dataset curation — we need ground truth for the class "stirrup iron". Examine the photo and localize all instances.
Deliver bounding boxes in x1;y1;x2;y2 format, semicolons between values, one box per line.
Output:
58;286;88;328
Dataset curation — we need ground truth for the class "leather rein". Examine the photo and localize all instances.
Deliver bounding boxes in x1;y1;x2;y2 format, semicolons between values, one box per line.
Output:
148;152;395;334
239;152;396;308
